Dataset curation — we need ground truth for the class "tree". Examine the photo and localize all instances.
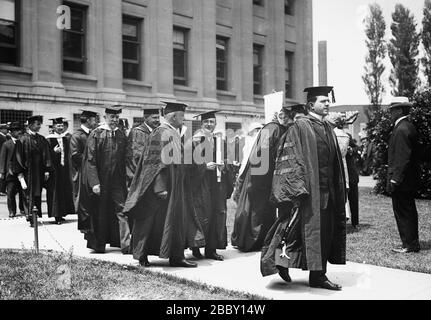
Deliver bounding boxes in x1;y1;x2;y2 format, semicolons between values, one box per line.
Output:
362;3;387;121
422;0;431;87
388;4;420;98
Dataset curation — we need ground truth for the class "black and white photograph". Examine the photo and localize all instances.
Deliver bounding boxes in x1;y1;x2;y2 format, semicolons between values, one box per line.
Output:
0;0;431;307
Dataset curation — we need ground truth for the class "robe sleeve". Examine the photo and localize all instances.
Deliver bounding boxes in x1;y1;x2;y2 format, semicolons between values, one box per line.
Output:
70;133;84;169
0;143;7;176
85;132;100;188
12;138;26;176
42;137;53;173
125;130;137;186
153;168;168;194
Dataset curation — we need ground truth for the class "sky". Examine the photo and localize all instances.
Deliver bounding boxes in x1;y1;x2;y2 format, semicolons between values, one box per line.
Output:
313;0;425;105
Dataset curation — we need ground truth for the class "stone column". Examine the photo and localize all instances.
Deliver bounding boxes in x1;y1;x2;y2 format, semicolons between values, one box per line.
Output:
32;0;64;95
200;0;217;101
149;0;174;98
266;0;285;94
239;0;254;104
99;0;125;99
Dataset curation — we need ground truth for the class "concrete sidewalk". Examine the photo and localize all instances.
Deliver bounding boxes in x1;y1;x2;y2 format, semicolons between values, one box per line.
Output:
1;215;430;300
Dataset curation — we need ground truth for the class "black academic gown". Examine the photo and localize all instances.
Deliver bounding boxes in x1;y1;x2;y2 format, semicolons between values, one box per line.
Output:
123;123;205;261
70;127;90;212
46;134;74;218
261;116;346;277
125;124;152;187
231;121;286;252
190;129;234;252
78;126;128;251
12;132;52;217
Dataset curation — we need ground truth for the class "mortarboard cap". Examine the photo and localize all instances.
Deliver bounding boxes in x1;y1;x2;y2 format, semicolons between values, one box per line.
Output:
80;109;98;118
105;105;123;115
143;108;160;116
304;86;336;103
162;101;188;116
283;104;306;112
193;111;219;121
27;115;43;124
50;117;65;125
8;122;22;131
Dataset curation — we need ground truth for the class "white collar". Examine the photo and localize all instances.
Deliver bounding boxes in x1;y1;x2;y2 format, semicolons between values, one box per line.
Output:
81;124;91;134
395;116;408;127
46;132;65;139
0;132;5;137
98;123;119;132
144;122;153;133
309;112;324;121
164;122;187;137
28;129;37;136
11;137;17;143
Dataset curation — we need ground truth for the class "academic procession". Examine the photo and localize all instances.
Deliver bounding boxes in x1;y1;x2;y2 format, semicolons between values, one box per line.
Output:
1;84;420;292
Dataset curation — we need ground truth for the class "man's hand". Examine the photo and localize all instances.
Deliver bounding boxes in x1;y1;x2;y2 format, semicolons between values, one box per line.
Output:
156;191;168;200
0;174;3;179
206;162;217;170
92;184;101;196
54;145;62;153
44;172;50;181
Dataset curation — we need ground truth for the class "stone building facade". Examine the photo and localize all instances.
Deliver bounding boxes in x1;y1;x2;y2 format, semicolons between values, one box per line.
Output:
0;0;313;135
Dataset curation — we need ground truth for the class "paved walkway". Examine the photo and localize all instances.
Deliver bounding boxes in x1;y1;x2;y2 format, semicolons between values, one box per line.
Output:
1;214;430;300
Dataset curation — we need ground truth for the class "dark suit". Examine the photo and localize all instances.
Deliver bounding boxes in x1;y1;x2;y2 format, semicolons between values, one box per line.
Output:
0;133;8;193
0;139;24;215
387;118;420;251
70;127;90;209
346;134;360;227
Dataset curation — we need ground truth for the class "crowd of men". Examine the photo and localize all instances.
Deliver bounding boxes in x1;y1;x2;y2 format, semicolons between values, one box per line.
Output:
0;85;423;292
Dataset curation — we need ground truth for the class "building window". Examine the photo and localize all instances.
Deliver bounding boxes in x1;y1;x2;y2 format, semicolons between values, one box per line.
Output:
63;2;87;74
216;36;228;91
285;51;294;99
284;0;294;16
0;0;20;66
173;27;188;86
123;16;141;80
0;109;32;124
253;0;264;6
253;45;263;95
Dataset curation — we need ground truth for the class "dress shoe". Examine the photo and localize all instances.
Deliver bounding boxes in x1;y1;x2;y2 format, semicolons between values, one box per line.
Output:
121;246;131;255
392;247;420;253
9;213;16;218
310;280;342;291
277;266;292;283
139;257;151;267
192;248;204;260
169;258;198;268
205;252;224;261
92;249;105;254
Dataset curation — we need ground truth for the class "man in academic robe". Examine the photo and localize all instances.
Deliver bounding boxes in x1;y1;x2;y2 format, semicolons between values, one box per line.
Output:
0;122;25;218
78;106;131;254
126;108;161;187
189;111;234;261
12;115;52;227
231;108;289;252
261;86;346;291
46;118;75;224
386;97;421;253
70;110;98;211
123;102;205;268
0;123;9;195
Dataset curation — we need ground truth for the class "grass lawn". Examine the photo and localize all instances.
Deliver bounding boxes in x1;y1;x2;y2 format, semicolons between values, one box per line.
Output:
0;250;265;300
227;187;431;274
